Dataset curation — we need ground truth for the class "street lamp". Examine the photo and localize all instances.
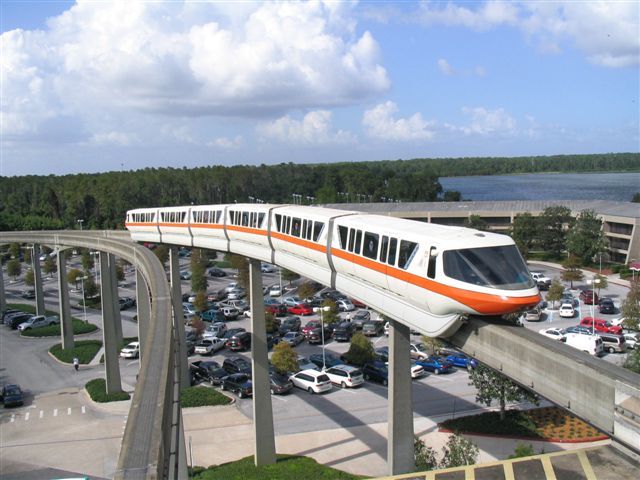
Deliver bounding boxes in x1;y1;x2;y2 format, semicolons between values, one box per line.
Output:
77;219;84;230
588;277;601;335
78;275;88;324
313;306;331;370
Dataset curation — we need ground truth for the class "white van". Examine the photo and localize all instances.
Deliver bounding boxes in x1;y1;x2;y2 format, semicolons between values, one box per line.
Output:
565;333;603;356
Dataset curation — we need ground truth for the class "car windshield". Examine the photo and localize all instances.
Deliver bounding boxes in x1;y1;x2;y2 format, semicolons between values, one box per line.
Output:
443;245;535;290
317;374;330;382
4;386;20;395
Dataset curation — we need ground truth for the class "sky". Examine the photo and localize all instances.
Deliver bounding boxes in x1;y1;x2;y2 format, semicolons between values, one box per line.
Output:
1;1;638;177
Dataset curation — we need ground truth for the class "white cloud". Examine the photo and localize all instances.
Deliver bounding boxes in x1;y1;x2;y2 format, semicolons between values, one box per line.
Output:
90;131;137;146
1;1;389;146
460;107;517;135
362;101;435;141
437;58;454;75
208;136;243;149
415;1;639;67
257;110;355;145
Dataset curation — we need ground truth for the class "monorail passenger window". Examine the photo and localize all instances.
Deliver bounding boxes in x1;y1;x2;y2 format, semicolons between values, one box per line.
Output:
250;212;256;227
229;210;236;225
427;247;437;279
258;213;265;228
215;211;222;223
291;217;301;237
398;240;418;269
387;238;397;266
302;219;307;239
363;232;379;260
354;230;363;254
242;212;249;226
313;222;324;242
285;216;291;234
338;225;348;249
380;236;388;263
348;229;355;252
275;214;282;232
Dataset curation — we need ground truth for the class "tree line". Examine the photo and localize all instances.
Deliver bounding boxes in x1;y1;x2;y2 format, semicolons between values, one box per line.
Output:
1;153;638;231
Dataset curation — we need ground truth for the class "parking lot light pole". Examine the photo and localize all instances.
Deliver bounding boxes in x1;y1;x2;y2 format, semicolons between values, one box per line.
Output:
77;219;83;230
79;275;88;324
589;277;600;335
313;306;330;370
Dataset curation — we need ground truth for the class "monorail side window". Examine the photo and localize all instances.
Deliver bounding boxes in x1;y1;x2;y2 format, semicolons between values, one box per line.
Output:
302;219;307;239
258;213;265;228
363;232;379;260
354;230;363;254
203;211;209;223
347;229;355;252
285;216;291;234
229;210;236;225
275;214;282;232
398;240;418;270
242;212;249;226
291;217;301;237
250;212;256;227
215;211;222;223
338;225;348;249
387;238;397;266
427;247;437;279
313;222;324;242
181;212;187;223
380;236;389;263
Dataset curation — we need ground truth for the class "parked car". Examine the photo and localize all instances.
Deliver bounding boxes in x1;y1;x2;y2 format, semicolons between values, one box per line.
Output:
336;299;355;312
598;298;616;314
349;298;367;309
320;290;347;301
266;333;281;350
199;309;224;323
17;315;59;331
179;271;191;280
281;331;305;346
559;303;576;318
207;267;226;277
415;356;454;375
269;285;282;297
599;334;627;354
183;302;197;317
221;373;253;398
269;372;294;395
307;326;332;345
539;328;566;341
195;338;225;355
289;369;332;394
523;307;542;322
226;288;246;300
362;320;384;337
20;289;35;299
623;332;639;349
409;342;430;360
7;313;33;329
288;303;313;316
530;272;551;286
324;365;364;388
332;322;356;342
266;303;287;317
260;263;276;273
564;325;593;336
350;310;371;329
579;317;622;335
565;333;603;356
410;363;426;379
223;356;252;375
189;360;227;385
226;332;252;351
222;327;246;340
278;316;301;335
309;353;342;370
302;320;322;337
203;322;227;339
219;306;240;320
362;361;389;386
297;356;319;372
120;341;140;359
444;353;477;370
119;297;136;310
1;384;24;407
282;296;303;307
1;309;20;324
374;346;389;363
580;289;599;305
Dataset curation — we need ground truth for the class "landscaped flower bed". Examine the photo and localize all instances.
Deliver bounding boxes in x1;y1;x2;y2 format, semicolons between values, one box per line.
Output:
440;406;608;442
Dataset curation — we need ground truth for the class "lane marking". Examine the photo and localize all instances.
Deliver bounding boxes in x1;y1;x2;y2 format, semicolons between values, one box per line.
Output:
24;412;30;421
82;406;86;414
10;414;15;423
39;410;44;419
68;407;72;415
53;409;58;417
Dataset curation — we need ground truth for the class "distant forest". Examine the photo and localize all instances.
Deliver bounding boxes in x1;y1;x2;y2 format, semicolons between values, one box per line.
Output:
1;153;638;231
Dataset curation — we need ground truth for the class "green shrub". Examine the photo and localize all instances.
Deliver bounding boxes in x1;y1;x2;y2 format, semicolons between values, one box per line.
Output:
181;386;232;408
213;261;232;269
50;340;102;364
441;410;542;438
508;443;535;459
343;333;375;366
85;378;130;403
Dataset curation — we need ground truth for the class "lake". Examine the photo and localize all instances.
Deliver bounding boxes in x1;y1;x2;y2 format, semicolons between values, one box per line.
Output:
439;172;640;202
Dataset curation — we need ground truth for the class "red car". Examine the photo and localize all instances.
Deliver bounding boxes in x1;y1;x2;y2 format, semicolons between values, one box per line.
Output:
288;303;313;316
579;317;622;335
266;303;287;317
349;298;367;309
579;290;599;305
302;320;322;337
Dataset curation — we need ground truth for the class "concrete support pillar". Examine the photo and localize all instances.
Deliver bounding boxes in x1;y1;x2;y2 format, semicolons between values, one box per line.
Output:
109;253;123;345
249;259;276;466
0;264;6;313
32;244;45;315
169;247;190;388
56;250;74;350
387;320;415;475
135;268;151;360
100;252;122;394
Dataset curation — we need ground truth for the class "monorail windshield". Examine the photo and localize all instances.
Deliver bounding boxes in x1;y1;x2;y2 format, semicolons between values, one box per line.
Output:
443;245;535;290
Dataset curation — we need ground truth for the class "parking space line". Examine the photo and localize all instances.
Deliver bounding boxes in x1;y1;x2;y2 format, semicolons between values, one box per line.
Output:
82;406;86;414
53;408;58;417
271;395;288;402
10;414;15;423
68;407;72;415
24;412;30;421
39;410;44;419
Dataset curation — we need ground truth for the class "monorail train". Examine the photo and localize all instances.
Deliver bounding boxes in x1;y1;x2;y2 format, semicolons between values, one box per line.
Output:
125;204;540;337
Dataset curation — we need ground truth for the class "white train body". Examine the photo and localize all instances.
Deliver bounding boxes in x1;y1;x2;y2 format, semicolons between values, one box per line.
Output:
126;204;540;337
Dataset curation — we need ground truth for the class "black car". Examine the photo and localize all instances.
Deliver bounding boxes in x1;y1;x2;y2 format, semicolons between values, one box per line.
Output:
362;362;389;386
374;346;389;363
222;328;247;340
226;332;252;352
307;326;332;344
536;281;550;291
351;310;371;329
278;316;301;335
332;322;355;342
266;333;281;350
269;372;294;395
362;320;384;336
7;313;33;329
321;290;347;302
223;356;252;375
119;297;136;310
221;373;252;398
208;267;226;278
599;298;616;314
309;352;342;369
1;384;24;407
1;309;20;323
189;360;227;385
20;290;35;299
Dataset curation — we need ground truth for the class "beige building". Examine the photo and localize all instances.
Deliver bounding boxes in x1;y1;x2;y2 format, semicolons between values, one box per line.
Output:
326;200;639;264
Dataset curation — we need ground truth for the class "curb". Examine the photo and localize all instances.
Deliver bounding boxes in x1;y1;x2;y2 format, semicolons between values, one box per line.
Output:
19;329;99;340
437;427;610;444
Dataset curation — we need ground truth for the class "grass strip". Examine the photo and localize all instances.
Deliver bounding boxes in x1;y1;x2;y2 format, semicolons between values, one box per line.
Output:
21;319;98;337
85;378;130;403
50;340;102;364
181;386;232;408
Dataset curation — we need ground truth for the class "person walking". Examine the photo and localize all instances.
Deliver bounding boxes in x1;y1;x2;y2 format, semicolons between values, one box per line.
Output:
73;357;79;372
345;313;351;322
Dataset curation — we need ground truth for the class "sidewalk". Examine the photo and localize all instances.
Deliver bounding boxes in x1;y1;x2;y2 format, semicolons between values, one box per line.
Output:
181;404;610;478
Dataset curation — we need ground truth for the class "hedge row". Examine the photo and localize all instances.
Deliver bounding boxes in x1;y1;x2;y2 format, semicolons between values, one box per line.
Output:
50;340;102;364
85;378;130;403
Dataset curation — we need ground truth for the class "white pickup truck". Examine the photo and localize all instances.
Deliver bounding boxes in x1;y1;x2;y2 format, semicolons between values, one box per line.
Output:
17;315;60;331
530;272;552;286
